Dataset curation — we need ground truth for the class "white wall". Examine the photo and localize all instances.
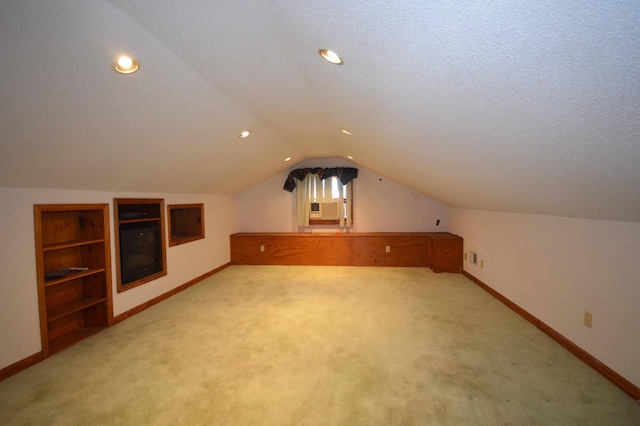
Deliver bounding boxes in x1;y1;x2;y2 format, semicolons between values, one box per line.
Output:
236;158;450;232
0;187;236;370
449;208;640;389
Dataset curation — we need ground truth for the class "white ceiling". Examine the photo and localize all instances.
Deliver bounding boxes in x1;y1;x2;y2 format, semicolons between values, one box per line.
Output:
1;1;639;222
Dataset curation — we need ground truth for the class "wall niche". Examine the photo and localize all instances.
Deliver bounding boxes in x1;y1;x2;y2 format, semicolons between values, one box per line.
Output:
168;203;205;247
114;198;167;292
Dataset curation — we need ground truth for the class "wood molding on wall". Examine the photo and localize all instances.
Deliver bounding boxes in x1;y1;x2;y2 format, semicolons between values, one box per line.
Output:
0;263;231;383
463;270;640;402
0;352;44;382
113;262;231;324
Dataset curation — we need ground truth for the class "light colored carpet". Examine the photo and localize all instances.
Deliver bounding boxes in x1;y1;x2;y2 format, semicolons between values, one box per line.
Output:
1;266;639;425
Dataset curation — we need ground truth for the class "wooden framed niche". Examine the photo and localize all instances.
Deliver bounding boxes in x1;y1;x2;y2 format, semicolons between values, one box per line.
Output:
114;198;167;293
34;204;113;357
168;203;205;246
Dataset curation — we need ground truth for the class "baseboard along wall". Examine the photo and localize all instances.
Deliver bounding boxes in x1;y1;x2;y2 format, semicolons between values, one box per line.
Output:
0;263;231;382
4;263;638;403
113;262;231;324
463;270;640;402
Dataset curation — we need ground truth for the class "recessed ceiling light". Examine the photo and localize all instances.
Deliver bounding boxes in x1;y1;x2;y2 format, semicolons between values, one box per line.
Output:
339;128;352;135
347;155;354;160
114;55;139;74
319;49;343;65
284;157;292;162
239;130;251;138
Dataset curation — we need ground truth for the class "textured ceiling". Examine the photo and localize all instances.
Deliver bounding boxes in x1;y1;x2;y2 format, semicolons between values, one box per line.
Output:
1;1;639;222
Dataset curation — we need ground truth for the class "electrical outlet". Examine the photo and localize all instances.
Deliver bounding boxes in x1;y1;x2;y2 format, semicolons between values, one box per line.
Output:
584;311;593;329
385;245;391;253
260;245;265;252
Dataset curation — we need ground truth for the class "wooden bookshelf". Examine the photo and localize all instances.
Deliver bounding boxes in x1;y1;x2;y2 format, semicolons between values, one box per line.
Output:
34;204;113;357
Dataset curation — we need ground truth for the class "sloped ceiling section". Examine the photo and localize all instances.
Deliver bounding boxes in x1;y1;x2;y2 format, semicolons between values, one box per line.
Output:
1;1;639;222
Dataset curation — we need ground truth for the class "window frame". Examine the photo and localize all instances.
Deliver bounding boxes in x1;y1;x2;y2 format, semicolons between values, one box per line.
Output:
308;176;354;226
167;203;205;247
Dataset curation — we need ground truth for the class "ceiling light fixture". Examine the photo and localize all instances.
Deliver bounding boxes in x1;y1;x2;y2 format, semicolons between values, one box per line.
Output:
114;55;139;74
284;157;292;162
347;155;354;160
339;128;352;135
319;49;343;65
239;130;251;138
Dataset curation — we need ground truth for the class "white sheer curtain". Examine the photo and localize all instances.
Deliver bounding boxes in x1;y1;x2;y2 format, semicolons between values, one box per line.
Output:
294;176;312;226
344;181;353;227
334;178;345;227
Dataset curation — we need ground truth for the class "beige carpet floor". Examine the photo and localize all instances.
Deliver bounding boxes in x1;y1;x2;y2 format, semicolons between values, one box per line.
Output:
1;266;639;425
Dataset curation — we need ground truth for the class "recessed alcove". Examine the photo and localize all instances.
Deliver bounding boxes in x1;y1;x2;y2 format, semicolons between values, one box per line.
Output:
114;198;167;292
168;204;204;247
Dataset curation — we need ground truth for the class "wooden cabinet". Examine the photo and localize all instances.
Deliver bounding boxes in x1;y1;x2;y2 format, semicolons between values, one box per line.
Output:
34;204;113;357
231;233;352;266
114;198;167;293
351;234;430;267
428;233;463;273
230;232;462;272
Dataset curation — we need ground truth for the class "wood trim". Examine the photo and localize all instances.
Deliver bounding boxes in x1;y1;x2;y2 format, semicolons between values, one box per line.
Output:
463;270;640;402
0;352;44;382
0;263;230;383
113;262;231;324
33;206;49;356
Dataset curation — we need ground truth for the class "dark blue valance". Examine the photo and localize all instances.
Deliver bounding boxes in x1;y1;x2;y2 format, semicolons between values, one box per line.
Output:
283;167;358;192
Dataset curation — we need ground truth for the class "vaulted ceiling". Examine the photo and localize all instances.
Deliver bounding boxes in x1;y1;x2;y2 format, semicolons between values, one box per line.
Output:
1;1;639;222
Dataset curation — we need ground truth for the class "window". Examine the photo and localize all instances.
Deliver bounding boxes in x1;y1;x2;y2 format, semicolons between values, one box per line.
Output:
295;174;354;227
283;167;357;227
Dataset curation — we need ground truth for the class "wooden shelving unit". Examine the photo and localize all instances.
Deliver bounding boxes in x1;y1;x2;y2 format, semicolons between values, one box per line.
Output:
34;204;113;357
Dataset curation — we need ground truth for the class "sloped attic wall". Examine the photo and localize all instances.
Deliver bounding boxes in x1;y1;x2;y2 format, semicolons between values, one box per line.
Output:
0;187;236;371
450;209;640;390
235;158;449;233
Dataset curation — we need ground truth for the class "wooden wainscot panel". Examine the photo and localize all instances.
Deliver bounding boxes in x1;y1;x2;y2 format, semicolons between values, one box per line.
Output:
265;235;352;266
351;234;430;267
231;232;462;271
351;236;388;266
385;234;430;267
230;234;262;264
231;233;353;266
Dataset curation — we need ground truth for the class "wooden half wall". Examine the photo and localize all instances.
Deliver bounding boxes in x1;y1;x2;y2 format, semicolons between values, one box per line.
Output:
230;232;463;273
